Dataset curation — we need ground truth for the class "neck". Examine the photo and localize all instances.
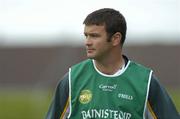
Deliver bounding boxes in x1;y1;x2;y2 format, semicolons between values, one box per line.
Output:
94;54;124;75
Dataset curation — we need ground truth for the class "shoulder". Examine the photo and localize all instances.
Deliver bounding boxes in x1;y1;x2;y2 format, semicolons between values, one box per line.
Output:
71;59;91;68
127;61;153;77
130;61;152;70
70;59;93;75
124;55;152;72
56;73;69;94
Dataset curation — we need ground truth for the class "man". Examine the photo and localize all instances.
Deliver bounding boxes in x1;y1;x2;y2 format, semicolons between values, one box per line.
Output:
46;8;179;119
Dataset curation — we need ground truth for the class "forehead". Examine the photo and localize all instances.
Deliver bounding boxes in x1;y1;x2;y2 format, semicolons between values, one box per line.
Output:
84;25;106;33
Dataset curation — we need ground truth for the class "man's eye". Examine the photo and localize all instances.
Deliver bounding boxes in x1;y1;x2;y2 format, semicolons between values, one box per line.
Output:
91;34;99;37
91;35;96;37
84;34;88;38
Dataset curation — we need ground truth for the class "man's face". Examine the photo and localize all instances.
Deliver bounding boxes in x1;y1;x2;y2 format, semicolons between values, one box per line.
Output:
84;25;112;60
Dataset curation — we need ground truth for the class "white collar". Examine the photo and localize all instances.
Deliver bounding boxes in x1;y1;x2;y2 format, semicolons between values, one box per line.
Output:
92;60;130;77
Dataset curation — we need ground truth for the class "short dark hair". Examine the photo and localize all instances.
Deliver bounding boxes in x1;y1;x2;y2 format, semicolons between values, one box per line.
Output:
83;8;127;46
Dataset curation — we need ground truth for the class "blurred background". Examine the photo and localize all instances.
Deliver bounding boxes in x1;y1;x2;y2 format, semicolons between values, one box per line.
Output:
0;0;179;118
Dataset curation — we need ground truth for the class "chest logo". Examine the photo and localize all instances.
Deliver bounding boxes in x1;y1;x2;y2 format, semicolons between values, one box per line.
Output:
79;90;92;104
99;84;117;92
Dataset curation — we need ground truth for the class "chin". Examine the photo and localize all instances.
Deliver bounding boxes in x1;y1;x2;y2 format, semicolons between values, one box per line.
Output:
87;54;95;59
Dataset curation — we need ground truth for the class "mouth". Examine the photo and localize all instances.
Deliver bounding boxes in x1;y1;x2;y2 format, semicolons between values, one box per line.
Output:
86;48;95;53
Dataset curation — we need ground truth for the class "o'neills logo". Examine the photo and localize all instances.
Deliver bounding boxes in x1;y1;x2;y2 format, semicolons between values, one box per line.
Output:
99;84;117;92
81;109;132;119
79;90;92;104
118;93;133;101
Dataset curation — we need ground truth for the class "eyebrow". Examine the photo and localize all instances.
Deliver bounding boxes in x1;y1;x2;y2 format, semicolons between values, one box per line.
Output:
84;32;100;36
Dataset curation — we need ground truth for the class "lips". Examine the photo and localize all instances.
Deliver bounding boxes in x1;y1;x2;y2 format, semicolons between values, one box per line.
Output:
86;48;95;53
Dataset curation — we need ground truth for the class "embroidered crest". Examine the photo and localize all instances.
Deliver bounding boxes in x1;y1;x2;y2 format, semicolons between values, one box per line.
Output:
79;90;92;104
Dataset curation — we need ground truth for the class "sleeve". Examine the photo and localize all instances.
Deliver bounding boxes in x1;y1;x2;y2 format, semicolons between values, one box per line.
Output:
146;74;180;119
45;73;69;119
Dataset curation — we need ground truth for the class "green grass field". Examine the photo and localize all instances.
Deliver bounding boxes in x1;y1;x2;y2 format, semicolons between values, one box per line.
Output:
168;89;180;112
0;89;52;119
0;88;179;119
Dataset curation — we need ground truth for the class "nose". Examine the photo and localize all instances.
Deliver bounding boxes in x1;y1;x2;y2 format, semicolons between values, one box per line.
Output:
85;37;92;46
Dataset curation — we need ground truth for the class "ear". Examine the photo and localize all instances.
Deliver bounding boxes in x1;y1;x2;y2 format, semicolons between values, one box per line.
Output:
111;32;122;46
